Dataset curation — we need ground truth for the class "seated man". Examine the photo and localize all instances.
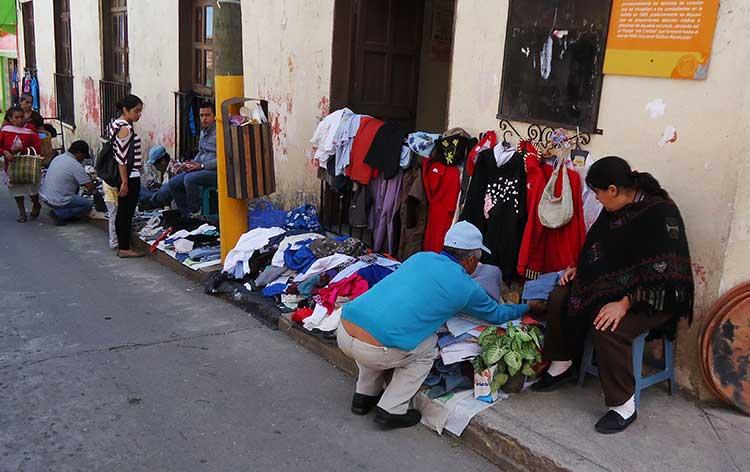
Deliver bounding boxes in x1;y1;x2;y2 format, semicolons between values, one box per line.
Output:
144;103;217;214
337;222;540;429
139;145;171;206
40;140;100;225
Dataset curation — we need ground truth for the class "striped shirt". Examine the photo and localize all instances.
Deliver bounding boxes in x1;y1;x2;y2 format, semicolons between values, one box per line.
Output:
107;118;142;178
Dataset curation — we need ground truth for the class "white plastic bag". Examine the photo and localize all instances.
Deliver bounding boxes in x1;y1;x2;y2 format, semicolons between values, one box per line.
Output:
538;156;573;229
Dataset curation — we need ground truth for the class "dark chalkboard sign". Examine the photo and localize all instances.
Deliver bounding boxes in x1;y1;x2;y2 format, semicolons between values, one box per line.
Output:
497;0;613;133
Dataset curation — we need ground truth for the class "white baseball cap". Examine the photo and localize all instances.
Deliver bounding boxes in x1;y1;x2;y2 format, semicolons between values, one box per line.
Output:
443;221;491;254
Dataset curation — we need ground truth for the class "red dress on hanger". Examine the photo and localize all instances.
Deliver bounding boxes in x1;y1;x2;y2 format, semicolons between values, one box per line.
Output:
422;159;461;252
517;155;586;279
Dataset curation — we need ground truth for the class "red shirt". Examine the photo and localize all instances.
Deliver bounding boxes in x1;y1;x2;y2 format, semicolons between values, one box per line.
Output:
347;116;384;185
0;125;42;172
422;159;461;253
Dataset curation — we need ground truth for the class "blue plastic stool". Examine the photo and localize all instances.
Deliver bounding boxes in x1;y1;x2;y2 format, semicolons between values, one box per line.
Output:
577;330;675;408
200;186;218;217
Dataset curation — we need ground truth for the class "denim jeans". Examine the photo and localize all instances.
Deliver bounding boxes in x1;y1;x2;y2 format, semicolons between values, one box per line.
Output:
150;170;216;214
49;195;93;221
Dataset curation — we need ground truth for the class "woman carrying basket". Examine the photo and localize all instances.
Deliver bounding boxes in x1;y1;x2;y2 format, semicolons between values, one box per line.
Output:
1;106;42;222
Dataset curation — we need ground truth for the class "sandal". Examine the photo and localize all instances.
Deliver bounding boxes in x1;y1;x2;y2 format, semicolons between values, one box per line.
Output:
117;250;145;258
17;215;27;223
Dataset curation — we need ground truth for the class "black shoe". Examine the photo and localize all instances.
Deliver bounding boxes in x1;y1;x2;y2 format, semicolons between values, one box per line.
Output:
373;407;421;429
530;368;575;392
351;392;381;415
48;210;66;226
595;410;637;434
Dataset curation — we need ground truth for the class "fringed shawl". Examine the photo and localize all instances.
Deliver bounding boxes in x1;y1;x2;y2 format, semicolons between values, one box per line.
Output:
569;194;694;338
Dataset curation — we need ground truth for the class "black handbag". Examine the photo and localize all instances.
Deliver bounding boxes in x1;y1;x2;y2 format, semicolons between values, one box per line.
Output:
95;125;134;188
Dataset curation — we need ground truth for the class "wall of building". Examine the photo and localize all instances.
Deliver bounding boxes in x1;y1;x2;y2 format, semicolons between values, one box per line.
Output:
448;0;750;397
241;0;336;209
127;0;180;154
16;0;179;157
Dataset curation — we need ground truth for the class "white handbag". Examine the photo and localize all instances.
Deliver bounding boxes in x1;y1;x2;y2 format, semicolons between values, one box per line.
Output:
538;156;574;229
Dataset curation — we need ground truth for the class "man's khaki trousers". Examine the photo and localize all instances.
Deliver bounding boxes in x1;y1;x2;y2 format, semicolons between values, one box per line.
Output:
337;324;438;414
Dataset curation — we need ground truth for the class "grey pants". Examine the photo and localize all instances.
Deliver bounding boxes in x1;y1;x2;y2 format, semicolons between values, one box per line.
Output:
337;324;438;415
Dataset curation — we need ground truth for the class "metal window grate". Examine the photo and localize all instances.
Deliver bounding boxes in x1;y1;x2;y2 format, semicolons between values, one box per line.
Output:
54;73;75;126
99;80;131;138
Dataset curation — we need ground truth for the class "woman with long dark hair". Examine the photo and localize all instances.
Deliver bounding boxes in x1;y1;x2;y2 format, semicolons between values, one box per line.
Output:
108;94;144;258
1;106;42;222
530;156;694;434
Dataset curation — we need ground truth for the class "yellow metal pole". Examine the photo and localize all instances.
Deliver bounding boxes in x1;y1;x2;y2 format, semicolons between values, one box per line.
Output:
213;2;247;260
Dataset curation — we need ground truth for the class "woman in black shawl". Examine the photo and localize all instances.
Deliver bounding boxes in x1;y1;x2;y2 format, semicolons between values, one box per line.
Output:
530;157;694;434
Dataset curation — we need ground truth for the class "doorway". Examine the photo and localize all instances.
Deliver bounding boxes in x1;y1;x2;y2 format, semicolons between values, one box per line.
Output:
330;0;455;133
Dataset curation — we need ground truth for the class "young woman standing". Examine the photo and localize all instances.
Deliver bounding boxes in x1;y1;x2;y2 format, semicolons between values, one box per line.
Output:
108;94;144;258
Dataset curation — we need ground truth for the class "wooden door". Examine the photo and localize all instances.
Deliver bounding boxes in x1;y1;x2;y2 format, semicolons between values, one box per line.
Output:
335;0;425;128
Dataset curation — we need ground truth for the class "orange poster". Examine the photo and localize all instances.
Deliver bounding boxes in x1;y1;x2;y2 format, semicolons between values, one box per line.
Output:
603;0;720;80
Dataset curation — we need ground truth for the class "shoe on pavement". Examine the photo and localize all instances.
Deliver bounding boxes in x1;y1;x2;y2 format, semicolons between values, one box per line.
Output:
351;392;382;415
530;368;575;392
118;249;145;258
595;410;637;434
48;210;66;226
373;407;421;429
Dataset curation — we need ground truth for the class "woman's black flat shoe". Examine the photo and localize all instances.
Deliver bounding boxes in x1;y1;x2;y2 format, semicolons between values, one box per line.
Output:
530;368;575;392
595;410;637;434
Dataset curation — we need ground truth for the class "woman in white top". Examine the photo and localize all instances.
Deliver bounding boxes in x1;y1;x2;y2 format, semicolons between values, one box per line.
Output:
107;94;144;258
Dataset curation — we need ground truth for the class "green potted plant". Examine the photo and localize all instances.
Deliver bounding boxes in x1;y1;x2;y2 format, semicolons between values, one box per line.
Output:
472;324;543;394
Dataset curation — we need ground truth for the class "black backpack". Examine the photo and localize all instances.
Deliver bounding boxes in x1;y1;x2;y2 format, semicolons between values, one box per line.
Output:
95;125;134;188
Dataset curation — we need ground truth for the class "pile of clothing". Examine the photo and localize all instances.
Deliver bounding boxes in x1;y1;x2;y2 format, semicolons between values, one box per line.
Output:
210;206;402;335
135;211;222;270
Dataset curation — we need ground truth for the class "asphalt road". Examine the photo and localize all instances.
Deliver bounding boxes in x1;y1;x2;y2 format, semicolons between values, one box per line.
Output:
0;199;494;472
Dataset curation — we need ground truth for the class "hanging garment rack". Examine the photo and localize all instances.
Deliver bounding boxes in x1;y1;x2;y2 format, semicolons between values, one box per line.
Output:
498;119;592;150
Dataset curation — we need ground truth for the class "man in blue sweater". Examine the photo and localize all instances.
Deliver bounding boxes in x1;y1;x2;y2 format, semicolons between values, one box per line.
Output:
338;221;537;429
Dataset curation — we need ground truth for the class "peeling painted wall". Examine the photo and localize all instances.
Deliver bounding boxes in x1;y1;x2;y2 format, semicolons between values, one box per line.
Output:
448;0;750;397
241;0;335;210
17;0;179;157
127;1;180;153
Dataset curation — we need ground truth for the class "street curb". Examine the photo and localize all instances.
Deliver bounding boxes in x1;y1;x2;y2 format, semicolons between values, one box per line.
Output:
86;219;571;471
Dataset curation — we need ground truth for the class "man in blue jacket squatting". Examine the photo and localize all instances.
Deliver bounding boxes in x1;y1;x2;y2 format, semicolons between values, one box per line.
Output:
338;221;541;429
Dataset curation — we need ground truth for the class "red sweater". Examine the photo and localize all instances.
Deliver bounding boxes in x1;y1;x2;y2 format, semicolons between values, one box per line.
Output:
517;156;586;279
347;117;383;185
0;125;42;172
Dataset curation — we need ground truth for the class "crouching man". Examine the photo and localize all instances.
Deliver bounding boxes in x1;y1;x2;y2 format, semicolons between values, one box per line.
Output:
337;221;540;429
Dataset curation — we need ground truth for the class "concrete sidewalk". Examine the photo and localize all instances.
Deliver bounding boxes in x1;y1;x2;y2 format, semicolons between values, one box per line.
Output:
92;218;750;472
278;315;750;471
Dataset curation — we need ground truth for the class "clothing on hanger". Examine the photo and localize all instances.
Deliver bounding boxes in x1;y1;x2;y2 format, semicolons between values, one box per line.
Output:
422;159;461;252
461;148;527;283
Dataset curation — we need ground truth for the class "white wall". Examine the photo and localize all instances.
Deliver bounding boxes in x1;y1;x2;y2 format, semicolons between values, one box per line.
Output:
16;0;180;157
69;0;104;146
241;0;336;208
448;0;750;396
127;0;180;155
